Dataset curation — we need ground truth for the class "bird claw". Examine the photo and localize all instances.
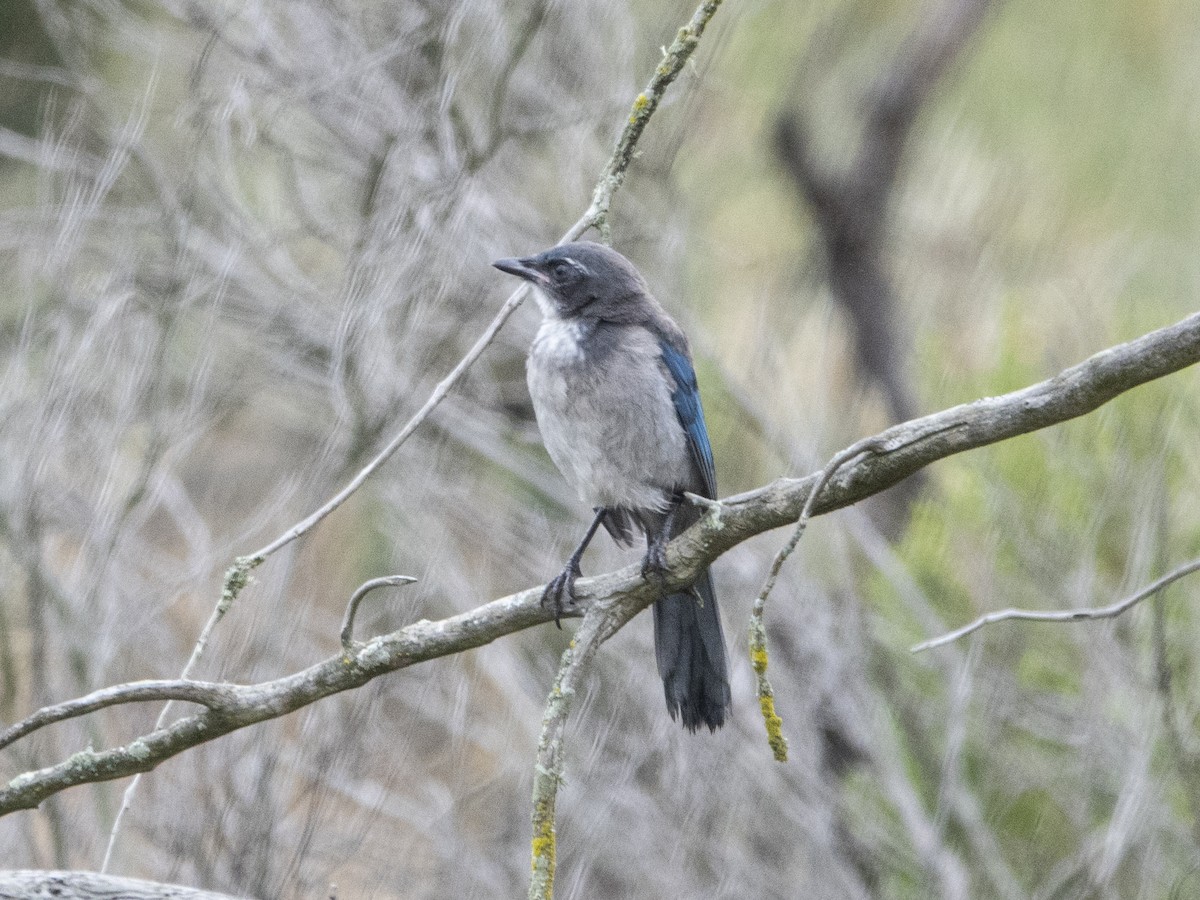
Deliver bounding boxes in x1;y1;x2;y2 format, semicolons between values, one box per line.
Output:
641;536;669;584
542;562;580;629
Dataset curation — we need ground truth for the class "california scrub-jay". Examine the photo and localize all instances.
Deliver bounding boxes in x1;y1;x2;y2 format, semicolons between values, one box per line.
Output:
493;241;730;732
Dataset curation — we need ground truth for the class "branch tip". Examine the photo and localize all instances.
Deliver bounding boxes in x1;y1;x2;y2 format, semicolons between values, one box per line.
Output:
749;619;788;762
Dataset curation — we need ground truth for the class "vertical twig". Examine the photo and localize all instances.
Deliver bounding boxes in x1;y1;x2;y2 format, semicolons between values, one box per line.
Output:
749;437;885;759
528;610;608;900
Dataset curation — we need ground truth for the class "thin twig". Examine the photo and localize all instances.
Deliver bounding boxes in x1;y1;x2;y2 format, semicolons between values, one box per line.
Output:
911;557;1200;653
100;556;254;872
341;576;417;654
747;435;887;759
528;609;609;900
244;285;534;566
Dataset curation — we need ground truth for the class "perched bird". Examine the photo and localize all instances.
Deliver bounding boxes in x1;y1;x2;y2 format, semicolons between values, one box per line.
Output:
493;241;730;731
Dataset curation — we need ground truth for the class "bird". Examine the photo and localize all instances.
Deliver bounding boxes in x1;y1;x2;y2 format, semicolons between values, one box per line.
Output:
493;241;730;732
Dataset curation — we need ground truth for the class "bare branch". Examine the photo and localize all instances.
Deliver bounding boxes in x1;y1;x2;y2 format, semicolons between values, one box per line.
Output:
911;557;1200;653
0;682;236;753
0;311;1196;816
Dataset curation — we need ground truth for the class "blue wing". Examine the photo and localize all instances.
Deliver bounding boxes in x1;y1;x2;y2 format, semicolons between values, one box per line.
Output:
659;340;717;498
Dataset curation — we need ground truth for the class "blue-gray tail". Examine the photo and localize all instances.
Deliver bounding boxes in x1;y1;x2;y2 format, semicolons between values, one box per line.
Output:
653;567;730;731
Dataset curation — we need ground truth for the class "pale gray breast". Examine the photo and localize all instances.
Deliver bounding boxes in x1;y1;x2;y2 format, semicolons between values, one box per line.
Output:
527;319;688;511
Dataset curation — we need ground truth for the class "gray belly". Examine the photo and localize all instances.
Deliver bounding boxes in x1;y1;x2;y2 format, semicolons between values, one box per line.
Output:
527;323;687;512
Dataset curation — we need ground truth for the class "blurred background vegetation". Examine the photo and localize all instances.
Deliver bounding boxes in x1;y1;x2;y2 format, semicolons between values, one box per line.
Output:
2;0;1199;897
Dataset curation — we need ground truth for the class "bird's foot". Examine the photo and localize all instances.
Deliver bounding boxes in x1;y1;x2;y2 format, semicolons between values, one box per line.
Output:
641;534;669;585
542;561;581;629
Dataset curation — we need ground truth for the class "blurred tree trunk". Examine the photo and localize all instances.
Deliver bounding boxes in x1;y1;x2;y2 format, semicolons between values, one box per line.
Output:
775;0;995;526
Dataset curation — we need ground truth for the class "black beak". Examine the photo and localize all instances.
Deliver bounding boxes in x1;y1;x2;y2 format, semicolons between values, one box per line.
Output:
492;256;548;285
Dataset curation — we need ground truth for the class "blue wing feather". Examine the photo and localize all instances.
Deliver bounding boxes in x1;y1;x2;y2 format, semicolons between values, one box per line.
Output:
659;341;717;498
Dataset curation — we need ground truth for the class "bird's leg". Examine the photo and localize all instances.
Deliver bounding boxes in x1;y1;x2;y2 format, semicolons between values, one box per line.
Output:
641;496;680;583
544;508;607;628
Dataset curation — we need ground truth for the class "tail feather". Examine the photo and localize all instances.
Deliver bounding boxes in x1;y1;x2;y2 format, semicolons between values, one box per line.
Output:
653;567;730;731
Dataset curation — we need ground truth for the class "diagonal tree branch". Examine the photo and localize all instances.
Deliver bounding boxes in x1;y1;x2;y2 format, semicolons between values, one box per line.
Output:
2;310;1198;817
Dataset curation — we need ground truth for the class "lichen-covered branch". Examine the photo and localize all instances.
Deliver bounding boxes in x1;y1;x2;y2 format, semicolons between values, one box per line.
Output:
584;0;724;234
746;435;887;760
528;612;605;900
2;310;1198;817
527;594;645;899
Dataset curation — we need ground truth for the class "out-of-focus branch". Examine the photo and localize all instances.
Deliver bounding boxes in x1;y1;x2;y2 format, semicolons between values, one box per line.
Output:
0;869;242;899
912;557;1200;653
859;0;995;197
3;310;1198;817
776;0;995;426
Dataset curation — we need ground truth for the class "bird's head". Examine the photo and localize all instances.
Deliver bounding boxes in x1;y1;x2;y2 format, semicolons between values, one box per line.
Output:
492;241;650;320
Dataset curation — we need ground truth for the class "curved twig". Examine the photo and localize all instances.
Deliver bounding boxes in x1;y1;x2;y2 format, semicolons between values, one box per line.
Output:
911;557;1200;653
341;576;418;654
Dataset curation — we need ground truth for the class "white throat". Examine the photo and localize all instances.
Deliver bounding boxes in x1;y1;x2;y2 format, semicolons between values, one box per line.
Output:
533;317;586;362
530;285;559;319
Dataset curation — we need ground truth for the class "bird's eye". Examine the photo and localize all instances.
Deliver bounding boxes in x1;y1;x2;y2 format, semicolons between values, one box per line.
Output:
550;260;575;282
